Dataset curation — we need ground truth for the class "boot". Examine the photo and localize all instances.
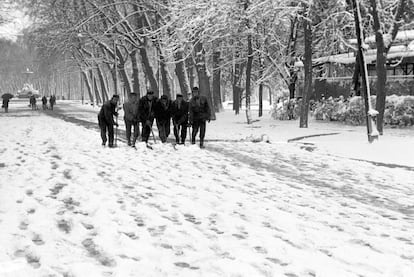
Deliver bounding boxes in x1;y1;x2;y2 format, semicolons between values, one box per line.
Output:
200;140;204;149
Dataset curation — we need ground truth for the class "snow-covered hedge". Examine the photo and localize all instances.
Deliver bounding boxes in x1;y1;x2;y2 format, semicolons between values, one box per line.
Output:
271;95;414;126
311;95;414;126
271;98;302;120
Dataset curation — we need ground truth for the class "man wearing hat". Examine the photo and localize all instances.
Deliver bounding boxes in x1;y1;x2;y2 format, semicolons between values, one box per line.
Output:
123;92;140;147
98;94;120;147
138;90;158;143
188;86;211;148
171;93;189;144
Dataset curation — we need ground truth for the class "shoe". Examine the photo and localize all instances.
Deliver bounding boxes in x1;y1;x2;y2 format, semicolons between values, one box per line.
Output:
200;144;205;149
102;142;106;146
108;144;115;148
127;141;131;146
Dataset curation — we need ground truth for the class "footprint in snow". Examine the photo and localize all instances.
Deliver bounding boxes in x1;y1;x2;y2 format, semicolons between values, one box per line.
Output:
19;221;29;230
25;253;41;268
184;213;201;225
49;183;67;196
174;262;199;270
57;219;72;233
82;238;116;267
32;234;45;245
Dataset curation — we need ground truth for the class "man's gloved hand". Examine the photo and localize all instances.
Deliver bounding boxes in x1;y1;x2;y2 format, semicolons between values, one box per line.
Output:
114;112;119;117
208;118;211;123
114;123;119;127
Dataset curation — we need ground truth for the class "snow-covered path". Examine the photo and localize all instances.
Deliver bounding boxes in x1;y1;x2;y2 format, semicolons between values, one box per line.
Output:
0;105;413;277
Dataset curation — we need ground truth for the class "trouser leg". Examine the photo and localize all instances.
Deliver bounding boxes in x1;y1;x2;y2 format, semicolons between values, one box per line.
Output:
132;122;139;144
199;121;206;146
98;117;107;145
181;123;187;143
141;119;152;143
191;121;200;144
173;122;180;143
157;120;166;143
108;124;115;146
125;120;132;145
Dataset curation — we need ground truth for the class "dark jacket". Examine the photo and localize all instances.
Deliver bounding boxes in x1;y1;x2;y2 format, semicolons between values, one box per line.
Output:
123;100;139;122
29;95;36;105
138;95;158;122
171;99;189;125
189;95;211;122
98;100;118;125
154;97;172;123
50;95;56;105
42;96;47;104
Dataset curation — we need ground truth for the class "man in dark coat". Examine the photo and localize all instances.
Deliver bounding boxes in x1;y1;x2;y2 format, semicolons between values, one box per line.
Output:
189;86;211;148
98;95;120;147
154;95;172;143
171;94;189;144
138;91;157;143
41;96;48;110
123;92;140;147
2;98;9;113
29;95;37;110
49;95;56;110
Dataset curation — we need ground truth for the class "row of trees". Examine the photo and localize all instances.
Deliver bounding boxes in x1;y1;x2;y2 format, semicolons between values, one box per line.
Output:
9;0;414;132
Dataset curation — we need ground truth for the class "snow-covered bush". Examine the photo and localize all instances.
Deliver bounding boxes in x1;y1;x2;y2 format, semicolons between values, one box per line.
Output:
271;99;300;120
310;95;414;126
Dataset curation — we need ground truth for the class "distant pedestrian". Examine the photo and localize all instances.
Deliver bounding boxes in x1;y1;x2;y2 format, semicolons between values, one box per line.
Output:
189;87;211;148
154;95;172;143
98;95;120;147
123;92;140;147
171;94;189;144
41;96;48;110
138;91;157;143
29;95;37;110
2;98;9;113
49;95;56;110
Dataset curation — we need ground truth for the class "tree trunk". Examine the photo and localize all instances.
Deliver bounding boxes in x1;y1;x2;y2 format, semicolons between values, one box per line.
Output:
245;33;253;124
175;49;191;100
159;52;172;98
81;70;94;105
212;50;223;112
130;49;141;96
92;70;102;104
186;56;196;89
287;16;298;99
194;40;216;120
299;17;312;128
96;64;109;102
370;0;406;134
139;42;159;96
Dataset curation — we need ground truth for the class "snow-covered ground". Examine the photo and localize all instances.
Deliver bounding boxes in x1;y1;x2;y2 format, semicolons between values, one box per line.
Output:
0;100;413;277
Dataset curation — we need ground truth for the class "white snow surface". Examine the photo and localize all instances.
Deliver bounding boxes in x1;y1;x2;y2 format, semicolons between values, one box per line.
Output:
0;101;413;277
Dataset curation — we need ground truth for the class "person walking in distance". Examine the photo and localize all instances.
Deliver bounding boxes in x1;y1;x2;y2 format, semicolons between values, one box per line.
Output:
138;91;157;143
123;92;140;147
49;95;56;110
29;95;37;110
171;94;189;144
97;95;120;147
2;98;9;113
189;87;211;148
154;95;172;143
41;96;48;110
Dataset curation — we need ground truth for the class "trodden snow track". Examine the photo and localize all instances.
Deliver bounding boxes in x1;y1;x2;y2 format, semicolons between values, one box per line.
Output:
0;103;413;276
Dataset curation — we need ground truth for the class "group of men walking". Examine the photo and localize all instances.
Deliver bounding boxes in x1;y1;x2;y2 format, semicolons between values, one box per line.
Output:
30;95;56;110
98;87;211;149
